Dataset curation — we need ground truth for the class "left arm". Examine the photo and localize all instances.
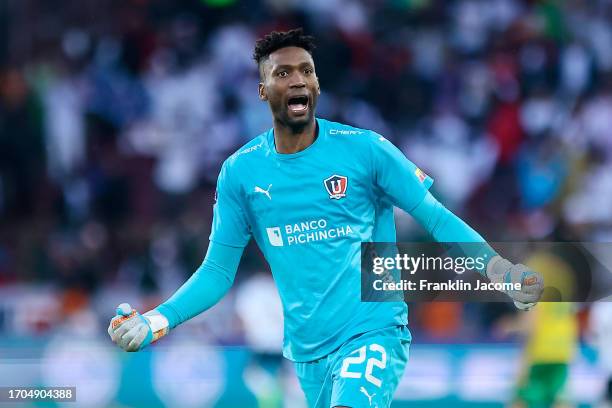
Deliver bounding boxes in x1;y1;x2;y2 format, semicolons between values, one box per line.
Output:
370;133;543;309
409;191;543;309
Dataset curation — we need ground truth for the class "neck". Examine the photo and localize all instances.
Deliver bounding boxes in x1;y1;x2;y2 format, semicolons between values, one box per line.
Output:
273;118;317;154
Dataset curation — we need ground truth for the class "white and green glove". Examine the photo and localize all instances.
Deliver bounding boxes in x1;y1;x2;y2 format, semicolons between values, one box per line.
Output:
108;303;169;352
486;256;544;311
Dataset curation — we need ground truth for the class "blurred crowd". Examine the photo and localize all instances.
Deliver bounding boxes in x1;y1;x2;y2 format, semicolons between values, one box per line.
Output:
1;0;612;345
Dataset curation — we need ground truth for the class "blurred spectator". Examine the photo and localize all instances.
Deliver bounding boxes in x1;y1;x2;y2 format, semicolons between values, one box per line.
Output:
588;303;612;407
0;67;45;217
236;272;285;407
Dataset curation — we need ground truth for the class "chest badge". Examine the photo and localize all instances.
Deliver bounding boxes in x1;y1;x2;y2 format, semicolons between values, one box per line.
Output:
324;175;348;200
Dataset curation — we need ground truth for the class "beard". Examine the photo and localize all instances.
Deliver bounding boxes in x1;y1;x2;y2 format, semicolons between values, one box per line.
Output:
270;99;316;132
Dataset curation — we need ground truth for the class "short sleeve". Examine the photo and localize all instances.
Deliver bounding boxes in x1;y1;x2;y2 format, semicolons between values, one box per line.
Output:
371;133;434;213
209;161;251;247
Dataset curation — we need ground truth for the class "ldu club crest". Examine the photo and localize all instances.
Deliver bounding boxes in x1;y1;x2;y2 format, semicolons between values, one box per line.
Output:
324;175;348;200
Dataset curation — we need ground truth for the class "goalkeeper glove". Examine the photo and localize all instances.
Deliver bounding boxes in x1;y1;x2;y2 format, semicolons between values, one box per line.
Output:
486;256;544;311
107;303;169;352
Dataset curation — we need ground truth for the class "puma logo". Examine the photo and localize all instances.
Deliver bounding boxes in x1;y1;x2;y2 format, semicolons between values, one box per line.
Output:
254;184;272;200
359;386;375;406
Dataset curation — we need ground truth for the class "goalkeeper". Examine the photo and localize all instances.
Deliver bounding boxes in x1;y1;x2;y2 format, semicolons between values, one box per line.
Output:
108;29;543;408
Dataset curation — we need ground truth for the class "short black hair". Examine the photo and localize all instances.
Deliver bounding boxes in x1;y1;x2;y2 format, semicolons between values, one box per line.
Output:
253;28;316;66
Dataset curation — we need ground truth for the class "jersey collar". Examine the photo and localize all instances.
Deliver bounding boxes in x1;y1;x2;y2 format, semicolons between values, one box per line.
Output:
266;118;327;160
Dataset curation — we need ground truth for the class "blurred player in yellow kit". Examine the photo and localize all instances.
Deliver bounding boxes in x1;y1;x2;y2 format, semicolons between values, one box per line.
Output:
500;252;578;408
515;301;578;408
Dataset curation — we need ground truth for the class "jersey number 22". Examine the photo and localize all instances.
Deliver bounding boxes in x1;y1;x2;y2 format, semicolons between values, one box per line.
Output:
339;344;386;387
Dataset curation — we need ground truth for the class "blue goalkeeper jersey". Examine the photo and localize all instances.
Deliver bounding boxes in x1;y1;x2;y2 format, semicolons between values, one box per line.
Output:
210;118;433;362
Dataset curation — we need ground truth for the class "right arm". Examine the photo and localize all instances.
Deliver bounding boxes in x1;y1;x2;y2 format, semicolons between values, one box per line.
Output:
108;160;251;351
155;241;243;329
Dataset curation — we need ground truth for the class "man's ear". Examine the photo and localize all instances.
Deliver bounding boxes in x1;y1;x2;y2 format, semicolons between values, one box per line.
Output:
258;82;267;101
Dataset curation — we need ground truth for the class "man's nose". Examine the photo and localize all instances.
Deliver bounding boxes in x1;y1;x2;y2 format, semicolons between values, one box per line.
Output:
289;72;306;88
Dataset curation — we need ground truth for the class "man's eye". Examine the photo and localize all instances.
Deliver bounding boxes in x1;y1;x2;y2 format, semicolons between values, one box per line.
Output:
278;71;288;78
304;68;313;75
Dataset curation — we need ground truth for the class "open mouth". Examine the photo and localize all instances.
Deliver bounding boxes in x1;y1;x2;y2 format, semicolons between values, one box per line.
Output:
287;95;309;113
